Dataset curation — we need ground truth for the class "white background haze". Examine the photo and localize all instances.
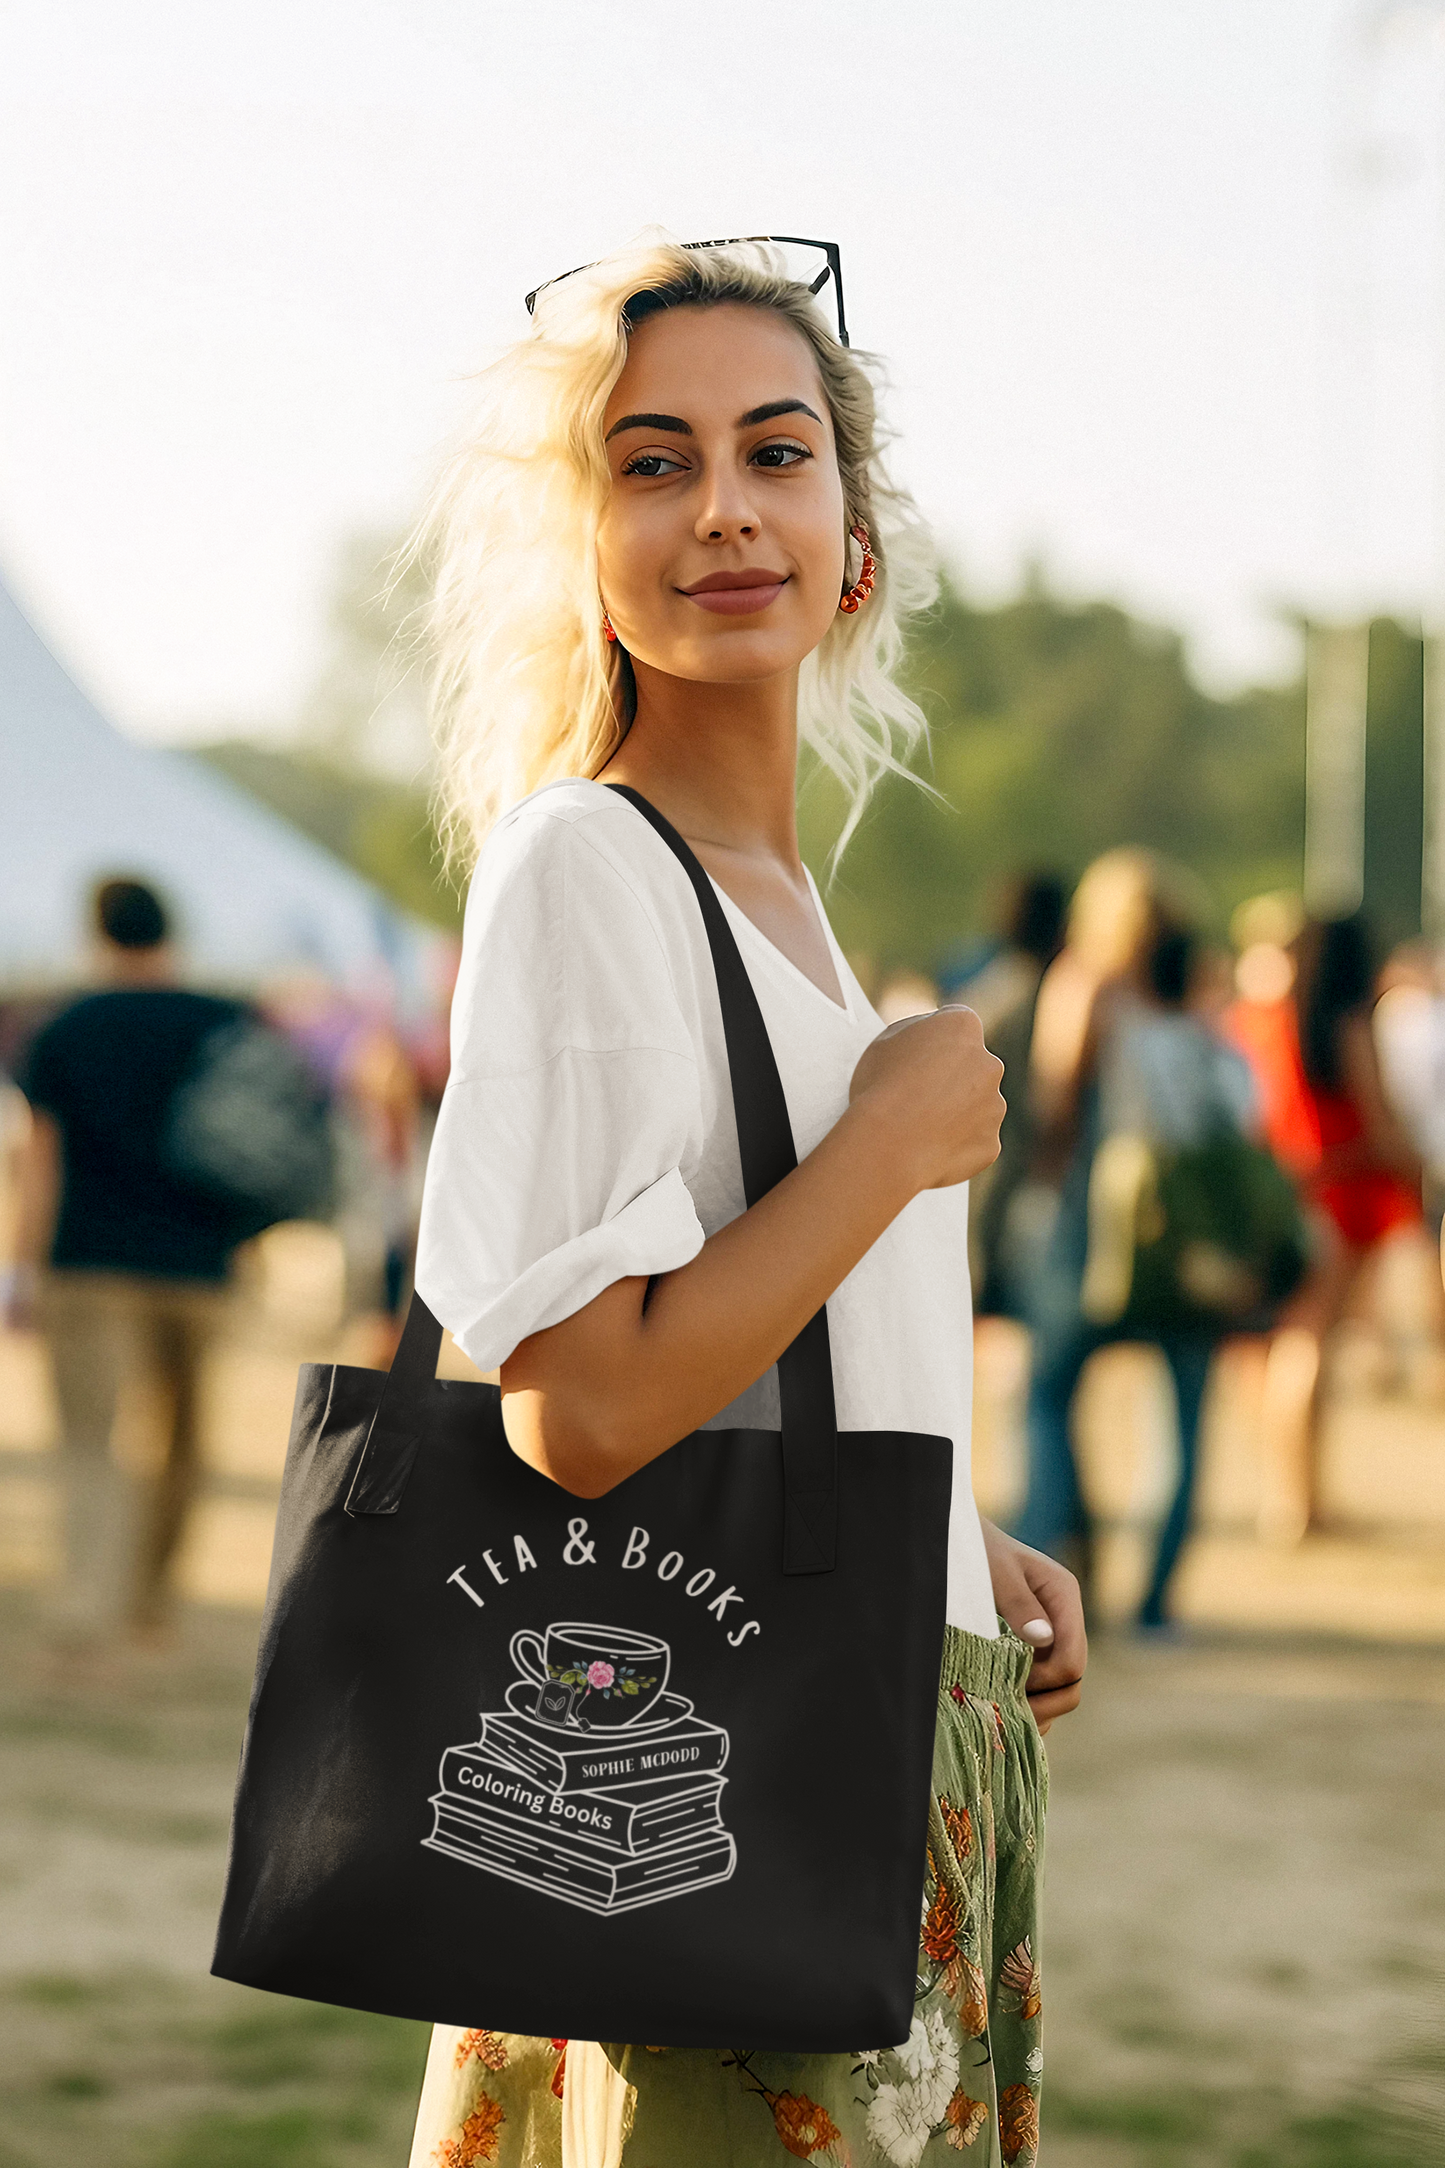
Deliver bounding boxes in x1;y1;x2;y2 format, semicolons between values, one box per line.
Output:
1;0;1442;747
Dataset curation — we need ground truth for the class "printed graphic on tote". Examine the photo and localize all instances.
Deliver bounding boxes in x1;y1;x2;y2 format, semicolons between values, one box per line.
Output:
423;1620;738;1915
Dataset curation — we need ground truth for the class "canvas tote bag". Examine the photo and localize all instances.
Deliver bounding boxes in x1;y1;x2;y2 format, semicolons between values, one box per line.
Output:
212;786;953;2051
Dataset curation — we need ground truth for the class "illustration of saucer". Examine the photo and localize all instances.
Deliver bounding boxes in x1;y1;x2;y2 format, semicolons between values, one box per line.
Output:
504;1680;696;1734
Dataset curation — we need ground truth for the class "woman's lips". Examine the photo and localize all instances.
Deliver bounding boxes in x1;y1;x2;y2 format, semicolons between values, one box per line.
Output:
682;580;787;616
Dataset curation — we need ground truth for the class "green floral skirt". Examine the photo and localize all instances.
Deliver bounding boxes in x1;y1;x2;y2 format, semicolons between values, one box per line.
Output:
408;1623;1047;2168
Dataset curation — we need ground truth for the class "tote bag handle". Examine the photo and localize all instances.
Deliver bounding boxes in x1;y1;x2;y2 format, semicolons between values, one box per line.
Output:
348;785;840;1574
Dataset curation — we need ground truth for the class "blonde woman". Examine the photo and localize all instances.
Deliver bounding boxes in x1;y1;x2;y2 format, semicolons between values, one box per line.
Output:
407;239;1084;2168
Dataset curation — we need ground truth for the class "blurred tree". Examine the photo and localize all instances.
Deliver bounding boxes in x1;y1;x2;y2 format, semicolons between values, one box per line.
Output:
195;534;463;933
305;531;432;779
196;740;462;931
198;540;1425;971
800;574;1308;974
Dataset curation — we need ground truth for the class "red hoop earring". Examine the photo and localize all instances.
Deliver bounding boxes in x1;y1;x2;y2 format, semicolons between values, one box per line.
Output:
601;607;617;643
838;522;876;614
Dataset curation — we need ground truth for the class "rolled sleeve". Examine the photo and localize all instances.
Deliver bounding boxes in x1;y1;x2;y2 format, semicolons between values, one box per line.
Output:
435;1166;703;1373
414;804;711;1369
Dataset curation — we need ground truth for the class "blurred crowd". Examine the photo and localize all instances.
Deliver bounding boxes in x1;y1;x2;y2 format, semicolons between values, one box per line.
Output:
3;857;1444;1660
922;858;1445;1629
0;874;457;1660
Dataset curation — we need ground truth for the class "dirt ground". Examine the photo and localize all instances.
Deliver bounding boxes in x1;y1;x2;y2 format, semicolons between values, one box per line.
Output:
1;1253;1444;2166
0;1598;1441;2168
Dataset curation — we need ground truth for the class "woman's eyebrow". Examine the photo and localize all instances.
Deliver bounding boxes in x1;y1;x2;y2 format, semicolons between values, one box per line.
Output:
738;399;823;427
605;398;824;445
604;411;692;442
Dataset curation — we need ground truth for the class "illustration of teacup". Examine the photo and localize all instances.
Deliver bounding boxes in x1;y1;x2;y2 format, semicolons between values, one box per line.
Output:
510;1621;670;1730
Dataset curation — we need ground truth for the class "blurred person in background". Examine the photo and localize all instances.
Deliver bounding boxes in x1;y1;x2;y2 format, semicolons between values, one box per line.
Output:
967;872;1067;1317
1373;940;1445;1239
262;970;424;1357
1078;926;1259;1627
0;1070;30;1261
871;966;938;1026
947;870;1067;1043
1014;850;1247;1627
1228;911;1427;1543
6;877;332;1654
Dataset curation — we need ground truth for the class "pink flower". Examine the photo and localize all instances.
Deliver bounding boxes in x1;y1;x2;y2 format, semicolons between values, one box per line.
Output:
586;1661;615;1691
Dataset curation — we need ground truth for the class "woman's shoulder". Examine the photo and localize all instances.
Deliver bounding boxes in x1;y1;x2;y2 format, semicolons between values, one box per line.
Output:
478;778;675;910
451;780;698;1065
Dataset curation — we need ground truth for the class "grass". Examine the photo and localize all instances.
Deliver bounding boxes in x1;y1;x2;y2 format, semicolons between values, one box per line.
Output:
0;1972;430;2168
3;1975;1435;2168
1043;2084;1432;2168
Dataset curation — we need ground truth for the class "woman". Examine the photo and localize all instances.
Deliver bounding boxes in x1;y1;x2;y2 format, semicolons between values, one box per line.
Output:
1011;851;1226;1626
406;239;1084;2168
1082;925;1256;1627
1233;913;1423;1543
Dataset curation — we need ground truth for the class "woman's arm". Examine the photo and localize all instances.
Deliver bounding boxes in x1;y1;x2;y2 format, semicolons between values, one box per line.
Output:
500;1006;1005;1497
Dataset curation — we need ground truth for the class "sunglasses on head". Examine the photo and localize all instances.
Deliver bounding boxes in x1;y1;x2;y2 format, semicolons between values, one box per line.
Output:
524;235;849;348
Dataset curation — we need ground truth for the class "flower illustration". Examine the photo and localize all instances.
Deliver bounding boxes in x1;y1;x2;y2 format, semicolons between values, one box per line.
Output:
432;2093;506;2166
939;1794;974;1864
998;2083;1040;2164
965;1695;1007;1753
863;2019;962;2168
999;1938;1042;2022
453;2028;508;2073
867;2081;934;2167
550;1659;656;1699
945;2089;988;2149
896;2005;960;2125
922;1878;961;1967
947;1956;989;2039
771;2091;843;2159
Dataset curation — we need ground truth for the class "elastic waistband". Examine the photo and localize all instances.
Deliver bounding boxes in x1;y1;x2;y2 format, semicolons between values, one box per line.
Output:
939;1620;1035;1702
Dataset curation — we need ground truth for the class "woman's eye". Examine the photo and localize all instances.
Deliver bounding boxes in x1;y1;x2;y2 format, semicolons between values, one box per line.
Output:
751;440;810;469
621;450;688;478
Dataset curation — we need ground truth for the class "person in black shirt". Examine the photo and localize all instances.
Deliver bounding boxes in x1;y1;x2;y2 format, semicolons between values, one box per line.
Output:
11;879;249;1646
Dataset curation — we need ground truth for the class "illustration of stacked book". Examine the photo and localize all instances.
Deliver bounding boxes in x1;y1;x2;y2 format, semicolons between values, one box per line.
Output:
424;1699;737;1915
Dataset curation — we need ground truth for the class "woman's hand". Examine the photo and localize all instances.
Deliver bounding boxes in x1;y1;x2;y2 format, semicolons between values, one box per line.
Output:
503;1010;1002;1498
979;1518;1086;1735
848;1006;1005;1190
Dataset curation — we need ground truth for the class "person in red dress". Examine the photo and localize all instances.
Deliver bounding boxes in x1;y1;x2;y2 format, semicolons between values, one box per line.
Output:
1226;911;1421;1541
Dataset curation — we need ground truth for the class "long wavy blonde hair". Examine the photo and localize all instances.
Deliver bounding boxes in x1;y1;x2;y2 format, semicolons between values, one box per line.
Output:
412;236;936;869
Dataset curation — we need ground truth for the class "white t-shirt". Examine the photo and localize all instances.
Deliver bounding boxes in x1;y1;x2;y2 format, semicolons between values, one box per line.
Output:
415;779;996;1637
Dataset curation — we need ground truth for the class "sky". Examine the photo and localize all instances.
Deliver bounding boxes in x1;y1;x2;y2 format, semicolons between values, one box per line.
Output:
1;0;1443;751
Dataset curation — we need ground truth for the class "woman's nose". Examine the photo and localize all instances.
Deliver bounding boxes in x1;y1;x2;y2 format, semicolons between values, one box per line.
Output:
694;468;761;544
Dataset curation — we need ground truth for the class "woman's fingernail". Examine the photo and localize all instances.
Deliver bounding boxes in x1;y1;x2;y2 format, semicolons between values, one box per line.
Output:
1019;1618;1054;1645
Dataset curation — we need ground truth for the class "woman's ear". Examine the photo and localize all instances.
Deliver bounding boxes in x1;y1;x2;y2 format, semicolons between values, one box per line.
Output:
843;523;863;591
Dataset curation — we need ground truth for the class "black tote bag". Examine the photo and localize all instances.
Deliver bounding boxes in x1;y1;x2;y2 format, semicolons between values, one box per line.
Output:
213;786;952;2052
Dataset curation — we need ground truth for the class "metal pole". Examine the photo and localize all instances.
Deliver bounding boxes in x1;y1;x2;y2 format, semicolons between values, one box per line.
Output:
1304;621;1371;918
1428;639;1445;934
1427;16;1445;933
1353;1;1445;932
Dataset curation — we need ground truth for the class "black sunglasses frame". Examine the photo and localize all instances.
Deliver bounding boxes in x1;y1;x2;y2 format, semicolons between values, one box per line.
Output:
524;235;849;348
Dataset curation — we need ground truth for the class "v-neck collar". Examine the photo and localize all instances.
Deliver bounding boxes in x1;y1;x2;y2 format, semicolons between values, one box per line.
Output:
706;868;854;1019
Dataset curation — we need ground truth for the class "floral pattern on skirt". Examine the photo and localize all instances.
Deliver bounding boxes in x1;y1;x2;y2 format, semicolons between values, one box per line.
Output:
408;1622;1047;2168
